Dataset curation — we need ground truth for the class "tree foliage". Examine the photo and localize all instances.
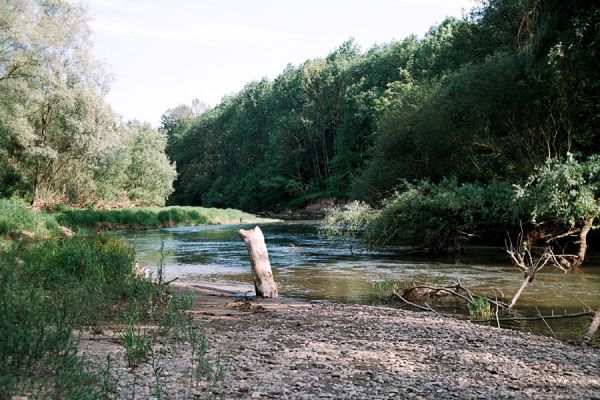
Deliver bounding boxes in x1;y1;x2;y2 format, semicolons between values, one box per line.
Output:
0;0;176;207
518;155;600;227
363;180;518;253
122;123;177;206
166;1;600;216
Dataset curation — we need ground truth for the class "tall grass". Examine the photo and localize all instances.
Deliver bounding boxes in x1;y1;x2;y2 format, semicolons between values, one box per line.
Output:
54;205;278;230
0;198;59;237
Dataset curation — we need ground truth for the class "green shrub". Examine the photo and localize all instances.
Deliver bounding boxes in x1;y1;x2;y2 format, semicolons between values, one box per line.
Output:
320;201;376;254
16;234;135;288
321;179;518;253
0;263;96;397
517;154;600;227
364;179;518;252
0;232;171;397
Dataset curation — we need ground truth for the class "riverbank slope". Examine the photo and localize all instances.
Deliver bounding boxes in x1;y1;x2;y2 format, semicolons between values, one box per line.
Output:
79;282;600;399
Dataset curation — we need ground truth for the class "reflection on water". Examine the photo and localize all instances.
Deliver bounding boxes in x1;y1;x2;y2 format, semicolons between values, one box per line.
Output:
123;221;600;343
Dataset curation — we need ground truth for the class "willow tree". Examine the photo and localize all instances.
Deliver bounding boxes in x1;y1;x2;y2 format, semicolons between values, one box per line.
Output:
122;122;177;206
0;0;118;206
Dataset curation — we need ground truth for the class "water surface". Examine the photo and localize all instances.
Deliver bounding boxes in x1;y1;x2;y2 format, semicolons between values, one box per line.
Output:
123;221;600;343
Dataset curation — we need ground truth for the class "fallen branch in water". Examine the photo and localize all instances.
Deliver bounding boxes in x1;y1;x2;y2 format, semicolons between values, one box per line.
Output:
392;289;594;324
391;291;448;318
391;285;598;344
390;290;434;312
404;282;509;310
536;306;557;338
163;277;179;285
470;310;594;323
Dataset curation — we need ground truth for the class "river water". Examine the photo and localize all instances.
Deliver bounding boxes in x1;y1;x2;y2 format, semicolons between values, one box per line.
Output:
123;221;600;344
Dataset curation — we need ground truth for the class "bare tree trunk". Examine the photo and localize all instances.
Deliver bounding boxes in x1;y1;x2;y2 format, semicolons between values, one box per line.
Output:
571;215;595;269
508;276;532;311
239;227;278;298
582;308;600;346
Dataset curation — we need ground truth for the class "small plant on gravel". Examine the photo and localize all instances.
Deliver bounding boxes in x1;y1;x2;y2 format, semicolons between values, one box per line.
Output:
187;325;229;389
189;327;211;381
148;344;167;400
98;355;117;398
157;292;195;339
467;297;493;320
120;312;152;368
211;351;229;382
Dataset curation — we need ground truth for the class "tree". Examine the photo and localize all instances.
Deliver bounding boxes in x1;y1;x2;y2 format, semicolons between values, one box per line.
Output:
160;100;208;157
517;154;600;268
163;0;600;221
0;0;118;206
122;122;177;206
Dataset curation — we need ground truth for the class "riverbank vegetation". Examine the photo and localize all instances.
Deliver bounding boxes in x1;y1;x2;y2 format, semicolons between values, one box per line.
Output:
322;154;600;266
53;205;276;231
163;0;599;216
158;0;600;264
0;201;226;398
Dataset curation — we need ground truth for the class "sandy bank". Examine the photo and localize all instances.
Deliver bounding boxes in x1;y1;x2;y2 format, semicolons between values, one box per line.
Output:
79;282;600;399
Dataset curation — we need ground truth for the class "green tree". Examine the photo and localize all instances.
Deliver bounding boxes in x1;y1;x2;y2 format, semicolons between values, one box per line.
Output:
164;0;600;220
0;0;118;206
517;154;600;268
122;122;177;206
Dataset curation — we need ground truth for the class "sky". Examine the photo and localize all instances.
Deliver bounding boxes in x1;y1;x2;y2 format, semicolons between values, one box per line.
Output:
85;0;476;126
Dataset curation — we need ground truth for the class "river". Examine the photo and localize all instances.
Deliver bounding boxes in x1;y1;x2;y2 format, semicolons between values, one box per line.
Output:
123;221;600;344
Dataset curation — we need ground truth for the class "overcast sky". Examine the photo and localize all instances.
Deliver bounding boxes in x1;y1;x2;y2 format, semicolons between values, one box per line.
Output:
85;0;475;126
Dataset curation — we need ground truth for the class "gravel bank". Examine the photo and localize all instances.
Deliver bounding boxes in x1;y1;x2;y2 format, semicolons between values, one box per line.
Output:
79;283;600;399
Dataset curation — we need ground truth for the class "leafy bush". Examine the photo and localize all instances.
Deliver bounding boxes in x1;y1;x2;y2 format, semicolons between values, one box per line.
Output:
0;232;151;396
323;179;519;253
16;234;135;289
467;298;492;320
514;154;600;267
320;201;376;254
364;179;518;252
0;225;214;397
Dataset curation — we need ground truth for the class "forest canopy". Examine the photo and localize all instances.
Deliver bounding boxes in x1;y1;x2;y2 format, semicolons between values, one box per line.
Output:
163;0;600;213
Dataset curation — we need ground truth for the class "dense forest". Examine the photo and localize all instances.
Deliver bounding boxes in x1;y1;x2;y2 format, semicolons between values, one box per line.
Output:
163;0;599;212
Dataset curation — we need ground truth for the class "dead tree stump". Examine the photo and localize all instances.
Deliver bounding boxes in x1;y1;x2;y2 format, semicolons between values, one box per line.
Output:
582;308;600;346
239;226;278;298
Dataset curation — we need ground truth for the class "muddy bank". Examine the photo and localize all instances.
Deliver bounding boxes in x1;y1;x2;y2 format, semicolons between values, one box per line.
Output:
79;282;600;399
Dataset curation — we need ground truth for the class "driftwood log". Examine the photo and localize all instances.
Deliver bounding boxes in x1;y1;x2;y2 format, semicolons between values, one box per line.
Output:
239;226;278;298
